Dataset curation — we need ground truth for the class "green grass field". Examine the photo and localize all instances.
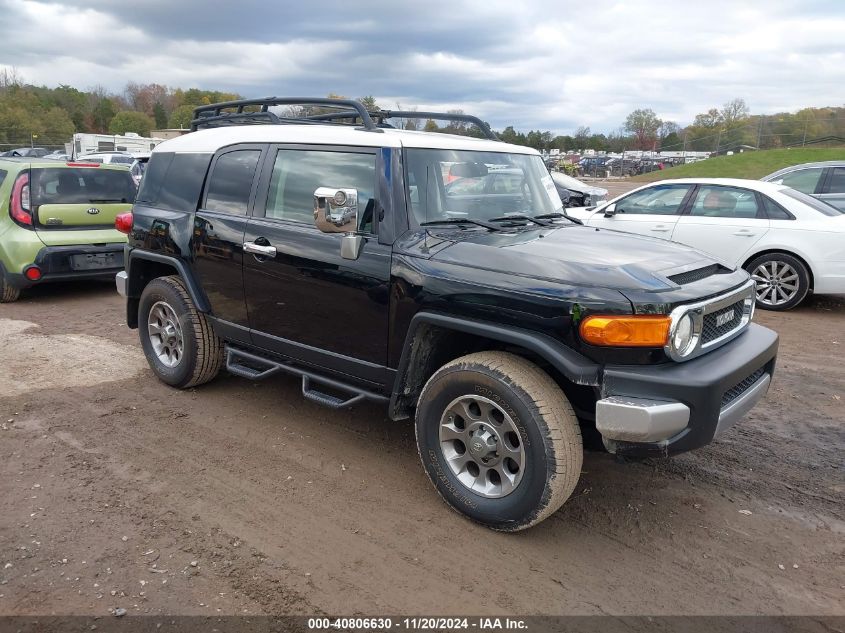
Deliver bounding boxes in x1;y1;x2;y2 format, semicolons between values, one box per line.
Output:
628;148;845;183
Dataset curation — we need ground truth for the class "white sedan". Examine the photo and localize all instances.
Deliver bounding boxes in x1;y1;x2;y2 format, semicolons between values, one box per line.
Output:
567;178;845;310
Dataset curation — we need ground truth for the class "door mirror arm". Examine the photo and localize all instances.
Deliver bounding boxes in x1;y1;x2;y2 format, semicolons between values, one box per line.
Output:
603;203;617;218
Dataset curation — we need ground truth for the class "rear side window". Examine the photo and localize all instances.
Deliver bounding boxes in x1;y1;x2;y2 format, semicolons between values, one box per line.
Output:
761;196;794;220
31;167;136;205
204;150;260;215
136;152;212;212
826;167;845;193
777;167;824;194
688;186;761;219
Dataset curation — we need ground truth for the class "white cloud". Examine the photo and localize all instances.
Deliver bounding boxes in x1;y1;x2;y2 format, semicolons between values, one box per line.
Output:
1;0;843;134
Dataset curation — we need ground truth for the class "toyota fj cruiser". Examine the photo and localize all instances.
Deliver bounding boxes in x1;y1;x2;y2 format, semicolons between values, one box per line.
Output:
116;97;778;531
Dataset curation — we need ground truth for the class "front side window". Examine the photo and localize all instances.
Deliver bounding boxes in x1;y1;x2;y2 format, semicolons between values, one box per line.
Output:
405;149;561;224
777;167;824;194
265;149;376;232
615;184;692;216
688;186;761;218
204;150;260;215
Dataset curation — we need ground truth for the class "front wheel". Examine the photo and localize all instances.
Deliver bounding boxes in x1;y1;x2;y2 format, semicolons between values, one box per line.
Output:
745;253;810;311
138;275;223;388
415;351;583;531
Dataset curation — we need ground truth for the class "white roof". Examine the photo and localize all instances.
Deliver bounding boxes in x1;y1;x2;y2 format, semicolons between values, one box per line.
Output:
155;124;538;156
627;177;790;195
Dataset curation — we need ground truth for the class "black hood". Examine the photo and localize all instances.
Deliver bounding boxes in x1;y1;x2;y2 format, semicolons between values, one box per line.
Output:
429;224;729;292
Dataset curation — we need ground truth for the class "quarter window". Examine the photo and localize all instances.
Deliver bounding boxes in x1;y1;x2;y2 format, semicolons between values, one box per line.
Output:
265;149;376;232
689;186;761;219
615;184;692;215
204;150;260;215
777;168;824;194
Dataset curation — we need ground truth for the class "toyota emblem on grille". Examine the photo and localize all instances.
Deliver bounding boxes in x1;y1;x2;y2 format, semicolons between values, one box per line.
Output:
87;207;100;215
716;309;735;327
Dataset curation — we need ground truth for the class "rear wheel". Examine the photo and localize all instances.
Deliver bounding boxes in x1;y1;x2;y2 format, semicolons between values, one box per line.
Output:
745;252;810;311
415;351;583;531
138;276;223;388
0;276;20;303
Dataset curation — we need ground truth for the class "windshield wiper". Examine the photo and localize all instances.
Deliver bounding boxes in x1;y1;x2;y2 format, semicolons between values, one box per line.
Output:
488;215;550;227
420;218;501;231
532;212;583;225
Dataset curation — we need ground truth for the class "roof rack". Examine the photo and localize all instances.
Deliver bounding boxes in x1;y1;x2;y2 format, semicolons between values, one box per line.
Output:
190;97;381;133
190;97;499;141
307;109;499;141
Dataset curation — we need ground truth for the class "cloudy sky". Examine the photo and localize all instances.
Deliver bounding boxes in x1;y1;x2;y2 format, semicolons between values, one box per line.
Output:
2;0;843;134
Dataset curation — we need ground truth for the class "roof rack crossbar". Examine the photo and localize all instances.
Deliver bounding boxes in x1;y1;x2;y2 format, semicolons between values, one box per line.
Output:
305;109;499;141
190;97;381;132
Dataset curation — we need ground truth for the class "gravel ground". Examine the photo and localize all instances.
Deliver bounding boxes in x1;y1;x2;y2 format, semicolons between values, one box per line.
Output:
0;277;842;618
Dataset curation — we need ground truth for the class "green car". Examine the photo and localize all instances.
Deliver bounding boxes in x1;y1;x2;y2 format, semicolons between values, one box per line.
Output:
0;157;135;302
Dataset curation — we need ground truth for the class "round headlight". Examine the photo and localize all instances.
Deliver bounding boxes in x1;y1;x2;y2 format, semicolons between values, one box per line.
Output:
333;190;347;206
672;313;695;357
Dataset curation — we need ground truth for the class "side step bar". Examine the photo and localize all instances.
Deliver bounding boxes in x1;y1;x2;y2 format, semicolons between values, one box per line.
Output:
225;346;388;410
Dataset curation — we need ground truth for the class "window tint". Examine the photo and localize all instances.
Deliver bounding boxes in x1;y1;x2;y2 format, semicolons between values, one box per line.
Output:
31;167;136;205
826;167;845;193
204;150;260;215
777;168;824;194
265;149;376;232
761;196;793;220
688;186;761;218
615;184;692;215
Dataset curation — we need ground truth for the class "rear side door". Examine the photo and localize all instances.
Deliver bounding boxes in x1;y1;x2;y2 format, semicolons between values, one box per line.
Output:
671;185;769;265
818;166;845;212
242;145;392;382
192;145;264;329
586;183;693;239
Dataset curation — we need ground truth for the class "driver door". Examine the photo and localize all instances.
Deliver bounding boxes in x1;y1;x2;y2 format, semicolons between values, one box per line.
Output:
586;183;695;239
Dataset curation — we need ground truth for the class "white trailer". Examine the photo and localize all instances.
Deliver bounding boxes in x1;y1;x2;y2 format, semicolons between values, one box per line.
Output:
66;132;165;160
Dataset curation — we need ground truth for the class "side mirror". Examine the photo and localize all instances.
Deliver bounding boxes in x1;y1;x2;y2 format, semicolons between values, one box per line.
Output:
313;187;363;260
603;202;617;217
314;187;359;233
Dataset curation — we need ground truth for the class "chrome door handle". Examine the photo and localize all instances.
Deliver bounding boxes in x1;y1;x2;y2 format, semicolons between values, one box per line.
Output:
243;241;277;257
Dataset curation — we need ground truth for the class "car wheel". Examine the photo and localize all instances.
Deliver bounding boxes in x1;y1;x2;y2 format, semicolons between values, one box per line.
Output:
415;351;582;531
745;253;810;311
0;276;20;303
138;275;223;388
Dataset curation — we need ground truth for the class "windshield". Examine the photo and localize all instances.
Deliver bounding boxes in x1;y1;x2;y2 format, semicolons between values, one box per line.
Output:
781;188;843;216
405;149;563;225
31;167;137;205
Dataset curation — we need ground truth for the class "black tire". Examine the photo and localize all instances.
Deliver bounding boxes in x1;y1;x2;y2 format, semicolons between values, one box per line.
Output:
745;252;810;311
0;276;21;303
138;275;223;388
415;351;582;531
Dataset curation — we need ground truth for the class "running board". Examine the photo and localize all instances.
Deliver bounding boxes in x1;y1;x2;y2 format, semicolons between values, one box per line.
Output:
225;346;388;410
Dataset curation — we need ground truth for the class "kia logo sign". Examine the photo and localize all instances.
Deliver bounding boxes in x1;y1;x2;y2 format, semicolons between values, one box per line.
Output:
87;207;100;215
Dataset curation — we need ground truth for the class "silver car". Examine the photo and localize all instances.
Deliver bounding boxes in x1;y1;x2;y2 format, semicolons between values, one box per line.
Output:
762;161;845;212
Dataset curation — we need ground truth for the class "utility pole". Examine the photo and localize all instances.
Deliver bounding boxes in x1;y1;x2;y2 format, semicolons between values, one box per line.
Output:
802;118;809;147
756;116;764;149
715;128;722;154
682;131;687;163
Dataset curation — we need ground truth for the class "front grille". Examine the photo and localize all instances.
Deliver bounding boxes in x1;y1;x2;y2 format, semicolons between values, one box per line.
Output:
721;368;766;407
702;299;746;344
668;264;722;285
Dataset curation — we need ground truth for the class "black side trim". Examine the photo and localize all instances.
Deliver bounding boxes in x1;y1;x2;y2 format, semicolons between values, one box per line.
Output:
389;312;600;418
126;250;210;313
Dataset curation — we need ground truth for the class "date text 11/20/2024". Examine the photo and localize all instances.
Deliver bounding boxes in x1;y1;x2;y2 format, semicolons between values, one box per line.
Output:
307;617;529;630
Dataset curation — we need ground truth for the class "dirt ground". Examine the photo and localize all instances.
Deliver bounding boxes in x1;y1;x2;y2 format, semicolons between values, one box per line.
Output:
0;276;843;618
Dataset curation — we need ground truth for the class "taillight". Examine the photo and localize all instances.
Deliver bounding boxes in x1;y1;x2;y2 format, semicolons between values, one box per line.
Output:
10;173;32;226
115;211;133;234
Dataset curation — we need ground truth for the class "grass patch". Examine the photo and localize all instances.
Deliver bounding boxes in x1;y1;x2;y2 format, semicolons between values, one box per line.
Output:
628;148;845;183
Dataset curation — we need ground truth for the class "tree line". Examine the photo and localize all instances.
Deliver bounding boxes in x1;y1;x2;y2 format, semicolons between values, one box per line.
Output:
1;67;843;154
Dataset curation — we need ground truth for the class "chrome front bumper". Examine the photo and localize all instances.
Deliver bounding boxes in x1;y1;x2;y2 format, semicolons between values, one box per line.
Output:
115;270;128;297
596;372;772;445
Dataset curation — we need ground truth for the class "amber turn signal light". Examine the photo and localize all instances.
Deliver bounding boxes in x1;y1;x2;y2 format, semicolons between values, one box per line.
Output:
579;315;671;347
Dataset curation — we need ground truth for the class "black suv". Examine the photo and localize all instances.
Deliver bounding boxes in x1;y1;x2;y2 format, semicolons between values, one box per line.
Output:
116;98;778;531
